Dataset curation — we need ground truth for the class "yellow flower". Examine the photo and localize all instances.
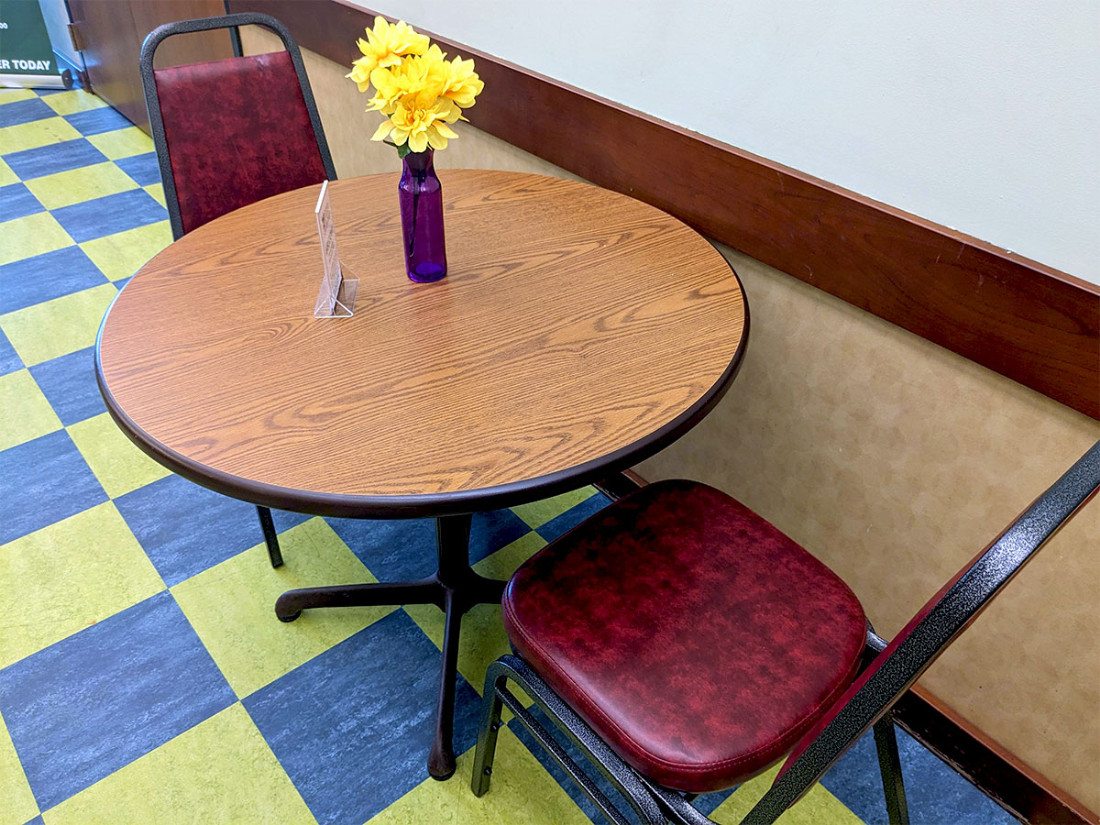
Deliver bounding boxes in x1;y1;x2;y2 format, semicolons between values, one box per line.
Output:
346;16;429;92
371;100;460;153
439;54;483;109
349;20;480;155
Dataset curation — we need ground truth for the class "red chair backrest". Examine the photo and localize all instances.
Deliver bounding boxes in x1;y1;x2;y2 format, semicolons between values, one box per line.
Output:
154;50;329;236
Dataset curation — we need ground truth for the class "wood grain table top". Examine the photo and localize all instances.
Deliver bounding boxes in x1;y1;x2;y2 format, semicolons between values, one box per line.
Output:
96;170;748;517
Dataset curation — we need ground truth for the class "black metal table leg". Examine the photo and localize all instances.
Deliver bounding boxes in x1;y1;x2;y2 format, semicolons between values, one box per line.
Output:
427;587;463;779
272;511;506;780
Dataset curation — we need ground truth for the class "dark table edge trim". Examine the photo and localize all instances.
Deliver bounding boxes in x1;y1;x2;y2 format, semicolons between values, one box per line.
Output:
226;0;1100;421
95;258;748;519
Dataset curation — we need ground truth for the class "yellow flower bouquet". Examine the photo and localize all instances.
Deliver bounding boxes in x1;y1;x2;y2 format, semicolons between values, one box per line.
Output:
348;16;483;283
348;16;483;156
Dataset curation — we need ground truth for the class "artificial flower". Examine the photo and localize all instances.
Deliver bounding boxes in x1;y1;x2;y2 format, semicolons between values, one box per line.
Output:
350;18;482;155
346;16;430;92
371;100;460;153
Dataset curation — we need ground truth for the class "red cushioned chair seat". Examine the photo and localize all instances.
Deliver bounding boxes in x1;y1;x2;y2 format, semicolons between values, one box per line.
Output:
502;480;868;793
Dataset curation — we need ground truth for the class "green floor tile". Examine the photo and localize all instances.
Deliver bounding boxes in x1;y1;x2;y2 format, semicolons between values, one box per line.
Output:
0;211;72;267
0;369;63;451
171;518;395;698
0;708;39;825
511;486;598;529
25;161;138;210
40;89;108;116
710;763;863;825
80;221;172;281
0;282;117;366
0;116;81;156
0;157;17;188
42;703;316;825
67;412;171;498
367;730;592;825
144;183;166;207
87;126;153;161
0;502;165;669
0;89;36;105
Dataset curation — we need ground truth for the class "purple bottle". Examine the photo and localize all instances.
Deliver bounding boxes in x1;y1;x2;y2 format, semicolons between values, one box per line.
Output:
398;149;447;282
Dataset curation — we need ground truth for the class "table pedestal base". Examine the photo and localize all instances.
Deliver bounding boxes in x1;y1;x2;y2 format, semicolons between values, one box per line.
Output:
273;513;505;780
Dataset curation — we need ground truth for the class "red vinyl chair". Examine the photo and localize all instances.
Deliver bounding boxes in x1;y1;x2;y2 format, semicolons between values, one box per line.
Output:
139;13;336;568
472;441;1100;824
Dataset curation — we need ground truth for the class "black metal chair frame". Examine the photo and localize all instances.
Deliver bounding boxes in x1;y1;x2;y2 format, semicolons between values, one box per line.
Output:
138;12;336;570
472;441;1100;824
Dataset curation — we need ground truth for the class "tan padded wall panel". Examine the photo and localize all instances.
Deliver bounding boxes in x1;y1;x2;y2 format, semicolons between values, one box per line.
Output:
246;28;1100;813
639;247;1100;811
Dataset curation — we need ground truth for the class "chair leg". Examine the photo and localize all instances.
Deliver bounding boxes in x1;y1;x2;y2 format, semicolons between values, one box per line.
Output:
474;656;665;825
256;505;283;568
873;715;910;825
471;662;508;797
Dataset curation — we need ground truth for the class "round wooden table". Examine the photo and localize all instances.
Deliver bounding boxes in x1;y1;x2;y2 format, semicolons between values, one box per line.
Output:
96;170;748;779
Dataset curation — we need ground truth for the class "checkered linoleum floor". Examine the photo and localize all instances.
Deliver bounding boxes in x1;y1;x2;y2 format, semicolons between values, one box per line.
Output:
0;86;1019;825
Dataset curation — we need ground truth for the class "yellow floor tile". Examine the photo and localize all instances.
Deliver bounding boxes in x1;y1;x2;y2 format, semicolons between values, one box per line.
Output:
0;282;117;366
0;370;63;451
42;704;316;825
172;518;395;698
87;126;153;160
0;89;36;105
367;730;592;825
40;89;108;116
709;763;864;824
0;211;72;267
0;157;17;187
0;502;165;670
512;486;598;529
67;412;170;498
144;182;166;207
80;220;172;281
0;709;39;825
0;116;81;156
25;161;138;210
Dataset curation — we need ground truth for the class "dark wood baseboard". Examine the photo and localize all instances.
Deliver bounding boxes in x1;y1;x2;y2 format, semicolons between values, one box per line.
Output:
229;0;1098;420
596;470;1095;825
896;687;1096;825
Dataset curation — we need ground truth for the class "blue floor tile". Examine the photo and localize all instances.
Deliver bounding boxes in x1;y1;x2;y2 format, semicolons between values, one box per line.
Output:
114;152;163;186
0;182;44;223
245;611;483;825
64;106;133;136
0;592;234;810
535;491;611;543
0;430;107;544
0;246;108;314
115;474;275;586
50;189;167;243
326;517;437;580
2;138;108;180
327;508;530;582
0;97;55;128
0;329;22;375
28;347;105;425
822;727;1017;825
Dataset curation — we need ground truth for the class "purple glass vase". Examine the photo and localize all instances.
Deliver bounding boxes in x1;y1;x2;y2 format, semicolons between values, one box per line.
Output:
398;149;447;283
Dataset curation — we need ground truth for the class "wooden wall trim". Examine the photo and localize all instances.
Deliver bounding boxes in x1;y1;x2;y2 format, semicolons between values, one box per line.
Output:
228;0;1100;420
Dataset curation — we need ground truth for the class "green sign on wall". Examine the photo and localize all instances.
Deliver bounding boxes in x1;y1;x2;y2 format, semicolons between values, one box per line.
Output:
0;0;64;87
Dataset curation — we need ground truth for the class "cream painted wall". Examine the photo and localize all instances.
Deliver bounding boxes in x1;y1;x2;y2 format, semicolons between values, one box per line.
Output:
354;0;1100;284
245;22;1100;813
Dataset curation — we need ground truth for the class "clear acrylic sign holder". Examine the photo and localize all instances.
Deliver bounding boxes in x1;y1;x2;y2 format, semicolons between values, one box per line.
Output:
313;181;359;317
